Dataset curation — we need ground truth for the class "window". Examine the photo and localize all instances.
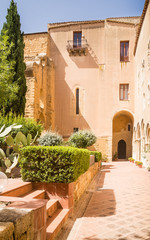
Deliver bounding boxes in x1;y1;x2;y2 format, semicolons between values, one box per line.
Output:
73;32;82;48
120;41;129;62
73;128;79;132
128;124;131;131
120;84;129;100
76;88;79;114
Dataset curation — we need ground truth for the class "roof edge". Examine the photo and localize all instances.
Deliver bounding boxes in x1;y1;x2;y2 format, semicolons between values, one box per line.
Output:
48;16;140;30
24;32;47;36
134;0;149;55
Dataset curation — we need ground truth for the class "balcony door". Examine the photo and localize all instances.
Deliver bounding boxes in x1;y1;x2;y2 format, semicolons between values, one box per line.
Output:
73;32;82;48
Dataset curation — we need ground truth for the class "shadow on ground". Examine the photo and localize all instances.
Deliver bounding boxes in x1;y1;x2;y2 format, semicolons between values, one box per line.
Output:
84;164;116;217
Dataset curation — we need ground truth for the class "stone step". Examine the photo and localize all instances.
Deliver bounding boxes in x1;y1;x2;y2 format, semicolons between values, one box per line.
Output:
21;189;46;199
0;182;33;197
46;209;70;240
46;199;61;220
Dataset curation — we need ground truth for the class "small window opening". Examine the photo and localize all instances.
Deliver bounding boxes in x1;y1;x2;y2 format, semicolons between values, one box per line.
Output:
128;124;131;131
73;128;79;132
120;84;129;100
120;41;129;62
76;88;79;114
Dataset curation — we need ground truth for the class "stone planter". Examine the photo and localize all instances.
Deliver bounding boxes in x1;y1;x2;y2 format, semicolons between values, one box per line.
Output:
32;182;74;209
32;162;100;208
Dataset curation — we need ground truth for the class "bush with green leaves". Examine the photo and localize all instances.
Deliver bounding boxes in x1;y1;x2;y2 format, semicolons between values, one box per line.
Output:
38;131;63;146
19;146;90;183
68;130;96;148
89;151;102;162
0;113;43;138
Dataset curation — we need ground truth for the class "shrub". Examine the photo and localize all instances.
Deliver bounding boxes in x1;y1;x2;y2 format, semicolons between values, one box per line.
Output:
68;130;96;148
38;131;63;146
19;146;90;183
89;151;102;162
0;113;43;138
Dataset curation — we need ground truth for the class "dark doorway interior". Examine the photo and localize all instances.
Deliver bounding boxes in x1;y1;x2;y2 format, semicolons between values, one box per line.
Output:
118;140;126;159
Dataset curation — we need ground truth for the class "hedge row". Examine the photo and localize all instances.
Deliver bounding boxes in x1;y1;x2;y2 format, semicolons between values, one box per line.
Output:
89;151;102;162
19;146;90;183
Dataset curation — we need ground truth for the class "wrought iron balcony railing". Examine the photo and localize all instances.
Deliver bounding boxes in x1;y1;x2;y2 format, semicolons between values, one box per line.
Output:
67;39;88;56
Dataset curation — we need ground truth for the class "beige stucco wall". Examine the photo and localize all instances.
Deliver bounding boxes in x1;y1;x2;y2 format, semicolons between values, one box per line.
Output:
48;19;137;159
134;2;150;162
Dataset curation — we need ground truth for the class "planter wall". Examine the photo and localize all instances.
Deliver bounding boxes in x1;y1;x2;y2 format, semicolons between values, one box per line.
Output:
32;162;100;209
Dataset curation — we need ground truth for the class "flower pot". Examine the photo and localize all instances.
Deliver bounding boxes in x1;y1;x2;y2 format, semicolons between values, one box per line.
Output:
138;165;142;168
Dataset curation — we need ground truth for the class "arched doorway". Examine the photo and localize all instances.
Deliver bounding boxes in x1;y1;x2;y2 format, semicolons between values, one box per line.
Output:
118;140;126;159
112;110;134;160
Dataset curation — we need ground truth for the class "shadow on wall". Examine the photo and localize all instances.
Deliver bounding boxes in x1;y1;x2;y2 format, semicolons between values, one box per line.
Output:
70;51;98;68
50;36;96;143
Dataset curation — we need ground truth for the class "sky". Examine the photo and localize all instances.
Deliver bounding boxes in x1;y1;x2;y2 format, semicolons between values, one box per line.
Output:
0;0;145;34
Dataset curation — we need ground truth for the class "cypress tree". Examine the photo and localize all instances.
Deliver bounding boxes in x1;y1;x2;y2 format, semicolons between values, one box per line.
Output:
0;31;18;108
1;0;27;115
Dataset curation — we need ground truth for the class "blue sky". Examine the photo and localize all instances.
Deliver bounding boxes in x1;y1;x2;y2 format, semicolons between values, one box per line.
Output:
0;0;145;34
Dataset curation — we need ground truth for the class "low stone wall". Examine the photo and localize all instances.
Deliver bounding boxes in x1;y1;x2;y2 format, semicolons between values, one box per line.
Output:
0;208;34;240
32;162;100;209
74;162;100;201
0;198;47;240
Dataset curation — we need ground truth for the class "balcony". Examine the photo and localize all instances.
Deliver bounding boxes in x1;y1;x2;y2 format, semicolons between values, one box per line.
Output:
67;39;88;56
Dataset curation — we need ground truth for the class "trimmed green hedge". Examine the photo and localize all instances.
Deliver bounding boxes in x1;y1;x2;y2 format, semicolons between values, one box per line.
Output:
89;151;102;162
19;146;90;183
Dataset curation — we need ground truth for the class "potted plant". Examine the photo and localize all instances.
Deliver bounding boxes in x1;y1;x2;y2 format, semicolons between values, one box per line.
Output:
129;157;135;163
102;154;108;162
113;152;118;161
135;161;143;168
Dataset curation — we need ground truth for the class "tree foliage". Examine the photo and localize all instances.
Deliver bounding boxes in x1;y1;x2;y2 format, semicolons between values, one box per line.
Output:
1;0;26;115
0;31;18;108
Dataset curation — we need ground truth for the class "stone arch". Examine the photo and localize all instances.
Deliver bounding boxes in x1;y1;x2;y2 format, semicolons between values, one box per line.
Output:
146;123;149;143
141;119;145;154
136;123;141;160
112;110;134;160
133;127;136;139
148;127;150;143
137;123;141;139
141;119;145;137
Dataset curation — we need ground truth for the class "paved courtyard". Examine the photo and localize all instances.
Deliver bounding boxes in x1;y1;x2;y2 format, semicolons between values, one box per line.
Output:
67;162;150;240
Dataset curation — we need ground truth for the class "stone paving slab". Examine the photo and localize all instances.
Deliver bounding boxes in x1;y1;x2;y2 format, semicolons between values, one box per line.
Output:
67;162;150;240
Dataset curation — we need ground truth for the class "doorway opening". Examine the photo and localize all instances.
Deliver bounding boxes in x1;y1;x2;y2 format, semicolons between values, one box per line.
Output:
118;140;126;159
112;110;134;161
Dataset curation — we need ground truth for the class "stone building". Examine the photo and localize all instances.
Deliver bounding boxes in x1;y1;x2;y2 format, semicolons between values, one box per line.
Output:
133;0;150;166
24;0;150;162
